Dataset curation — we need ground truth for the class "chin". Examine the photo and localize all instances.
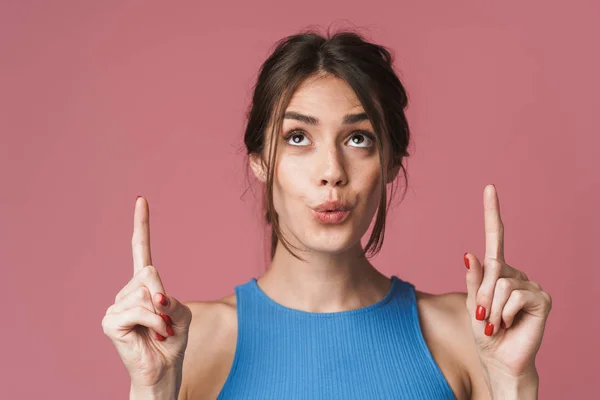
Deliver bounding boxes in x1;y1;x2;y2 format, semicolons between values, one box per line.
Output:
306;242;353;255
301;229;358;254
280;208;366;254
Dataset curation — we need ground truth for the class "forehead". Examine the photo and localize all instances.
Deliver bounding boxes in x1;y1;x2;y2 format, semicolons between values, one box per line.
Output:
286;75;364;114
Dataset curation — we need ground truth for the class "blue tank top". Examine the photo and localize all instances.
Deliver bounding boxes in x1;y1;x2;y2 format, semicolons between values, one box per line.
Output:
217;275;456;399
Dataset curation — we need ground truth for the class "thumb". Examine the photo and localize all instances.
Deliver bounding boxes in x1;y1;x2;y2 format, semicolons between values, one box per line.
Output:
152;292;192;328
465;252;484;314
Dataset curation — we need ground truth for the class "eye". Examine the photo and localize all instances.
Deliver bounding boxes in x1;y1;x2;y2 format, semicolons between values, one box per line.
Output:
283;130;311;146
283;129;376;148
347;131;375;148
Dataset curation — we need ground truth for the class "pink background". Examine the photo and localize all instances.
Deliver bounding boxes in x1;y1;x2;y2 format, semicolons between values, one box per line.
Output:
1;1;598;398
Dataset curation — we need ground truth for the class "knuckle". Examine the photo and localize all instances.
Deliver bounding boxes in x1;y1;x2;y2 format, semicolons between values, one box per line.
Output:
485;258;502;271
496;278;511;293
542;291;553;311
101;315;112;335
138;266;151;280
513;290;525;304
476;293;491;308
135;286;149;300
180;302;192;319
141;264;157;278
133;236;147;246
530;281;542;291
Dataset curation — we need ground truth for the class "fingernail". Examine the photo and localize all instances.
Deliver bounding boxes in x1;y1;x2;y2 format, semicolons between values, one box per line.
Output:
158;293;169;306
485;322;494;336
155;331;166;341
159;313;173;326
501;320;506;329
166;325;174;336
476;305;486;320
136;195;141;200
463;253;470;269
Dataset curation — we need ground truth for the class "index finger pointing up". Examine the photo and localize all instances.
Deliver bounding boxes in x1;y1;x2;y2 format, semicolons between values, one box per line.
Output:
483;184;505;262
132;196;153;274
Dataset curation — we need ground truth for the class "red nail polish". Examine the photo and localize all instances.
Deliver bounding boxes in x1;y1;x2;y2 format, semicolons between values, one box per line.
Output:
485;322;494;336
464;253;470;269
476;305;486;320
159;293;168;306
166;325;174;336
159;313;173;326
501;320;506;329
155;331;165;341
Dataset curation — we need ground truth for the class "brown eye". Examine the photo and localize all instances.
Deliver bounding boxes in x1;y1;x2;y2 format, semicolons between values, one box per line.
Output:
352;135;365;144
284;130;311;146
348;132;374;148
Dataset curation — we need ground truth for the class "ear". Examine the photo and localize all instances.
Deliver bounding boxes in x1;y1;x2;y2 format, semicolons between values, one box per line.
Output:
249;153;267;183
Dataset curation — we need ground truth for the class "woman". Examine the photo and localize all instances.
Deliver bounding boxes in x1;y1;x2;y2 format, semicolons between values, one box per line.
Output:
102;29;552;399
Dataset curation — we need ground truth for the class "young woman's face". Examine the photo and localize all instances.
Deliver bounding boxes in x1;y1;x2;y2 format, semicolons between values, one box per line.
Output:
254;74;386;254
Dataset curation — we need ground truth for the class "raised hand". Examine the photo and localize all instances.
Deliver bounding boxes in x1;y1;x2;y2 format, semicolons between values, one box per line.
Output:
102;196;192;392
464;185;552;393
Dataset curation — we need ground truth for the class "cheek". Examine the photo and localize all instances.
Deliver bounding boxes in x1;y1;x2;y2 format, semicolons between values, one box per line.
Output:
354;162;383;217
353;159;381;194
272;157;310;211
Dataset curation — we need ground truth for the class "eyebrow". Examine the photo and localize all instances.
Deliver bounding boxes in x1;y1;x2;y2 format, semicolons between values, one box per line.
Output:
283;111;369;125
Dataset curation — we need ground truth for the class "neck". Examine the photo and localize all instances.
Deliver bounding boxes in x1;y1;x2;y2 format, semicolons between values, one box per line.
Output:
257;241;392;313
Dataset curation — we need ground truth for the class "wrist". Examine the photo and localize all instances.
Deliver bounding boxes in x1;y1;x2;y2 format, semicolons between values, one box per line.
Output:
486;367;539;400
130;367;182;400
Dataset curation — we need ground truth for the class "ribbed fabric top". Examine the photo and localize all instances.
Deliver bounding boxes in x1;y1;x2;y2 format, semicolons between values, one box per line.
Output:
217;275;456;399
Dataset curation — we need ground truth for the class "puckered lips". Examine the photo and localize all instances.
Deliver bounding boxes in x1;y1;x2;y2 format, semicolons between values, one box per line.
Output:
310;200;352;224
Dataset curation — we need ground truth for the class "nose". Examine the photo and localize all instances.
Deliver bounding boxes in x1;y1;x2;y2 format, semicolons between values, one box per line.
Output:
316;145;348;188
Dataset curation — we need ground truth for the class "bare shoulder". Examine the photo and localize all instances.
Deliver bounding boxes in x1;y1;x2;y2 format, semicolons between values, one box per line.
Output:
414;290;490;400
179;293;238;400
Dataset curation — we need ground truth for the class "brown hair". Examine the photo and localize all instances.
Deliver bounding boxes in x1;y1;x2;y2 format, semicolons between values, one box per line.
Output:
243;27;411;262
